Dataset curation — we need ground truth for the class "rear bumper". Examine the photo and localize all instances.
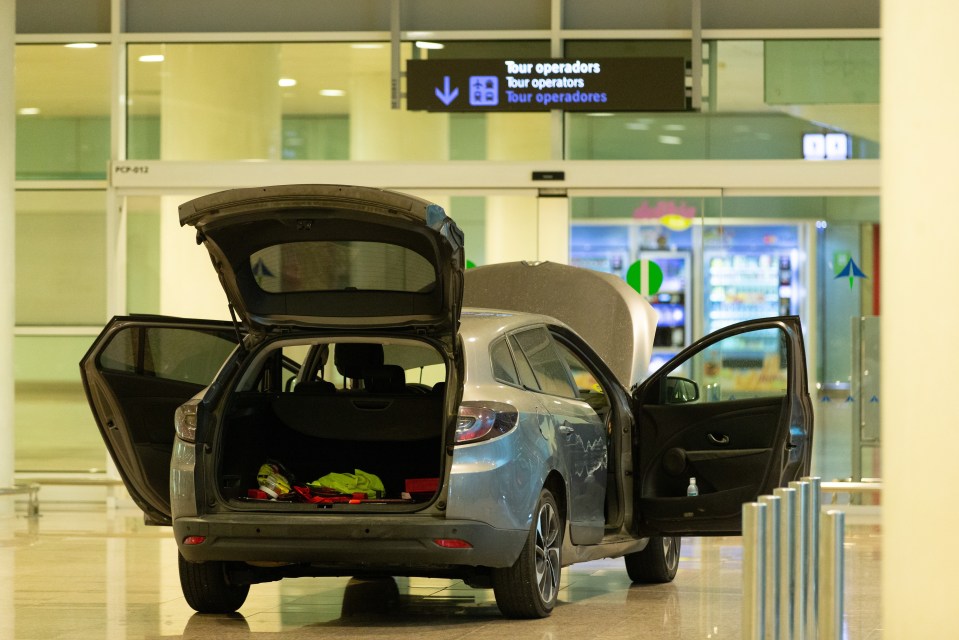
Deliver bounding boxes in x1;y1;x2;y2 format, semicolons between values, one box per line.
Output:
173;513;527;570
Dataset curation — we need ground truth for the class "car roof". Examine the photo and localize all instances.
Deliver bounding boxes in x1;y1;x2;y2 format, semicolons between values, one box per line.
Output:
460;307;561;337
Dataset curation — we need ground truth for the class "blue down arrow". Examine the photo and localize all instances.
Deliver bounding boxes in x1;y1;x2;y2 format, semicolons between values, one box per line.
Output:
435;76;459;106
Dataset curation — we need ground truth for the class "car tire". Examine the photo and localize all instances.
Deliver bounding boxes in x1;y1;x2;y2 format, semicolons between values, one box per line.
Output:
624;536;681;583
492;488;563;619
178;552;250;614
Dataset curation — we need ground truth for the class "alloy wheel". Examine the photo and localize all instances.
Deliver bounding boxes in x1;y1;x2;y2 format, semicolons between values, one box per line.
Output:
534;500;561;604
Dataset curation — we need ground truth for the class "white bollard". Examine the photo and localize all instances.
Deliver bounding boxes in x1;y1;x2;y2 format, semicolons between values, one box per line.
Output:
742;501;767;640
774;487;797;640
760;494;781;640
788;480;810;639
818;509;845;640
803;476;822;636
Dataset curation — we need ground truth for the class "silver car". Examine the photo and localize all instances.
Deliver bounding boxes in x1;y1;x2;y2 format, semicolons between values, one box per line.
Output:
81;184;813;619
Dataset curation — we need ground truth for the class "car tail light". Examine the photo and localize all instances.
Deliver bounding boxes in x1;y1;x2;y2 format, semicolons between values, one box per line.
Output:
454;402;517;444
174;399;201;443
433;538;472;549
183;535;206;545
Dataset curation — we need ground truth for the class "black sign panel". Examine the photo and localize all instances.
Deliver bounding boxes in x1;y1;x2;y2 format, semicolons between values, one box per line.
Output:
406;58;686;112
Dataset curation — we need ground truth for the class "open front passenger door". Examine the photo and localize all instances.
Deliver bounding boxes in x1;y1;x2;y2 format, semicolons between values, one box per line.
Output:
80;316;240;525
632;316;812;536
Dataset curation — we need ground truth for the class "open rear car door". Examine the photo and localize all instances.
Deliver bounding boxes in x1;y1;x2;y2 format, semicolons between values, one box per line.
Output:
632;316;813;536
80;316;240;524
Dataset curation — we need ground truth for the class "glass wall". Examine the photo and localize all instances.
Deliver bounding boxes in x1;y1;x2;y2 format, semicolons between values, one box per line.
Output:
12;25;880;476
14;189;108;471
127;41;554;162
15;44;111;179
566;39;880;160
569;193;879;480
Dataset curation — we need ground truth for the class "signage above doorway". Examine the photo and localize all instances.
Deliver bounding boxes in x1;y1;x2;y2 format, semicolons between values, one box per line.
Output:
406;57;687;112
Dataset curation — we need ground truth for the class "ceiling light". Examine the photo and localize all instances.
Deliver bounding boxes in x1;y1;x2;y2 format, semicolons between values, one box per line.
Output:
278;78;297;88
65;42;98;49
18;107;40;116
319;89;345;97
351;43;384;50
585;112;615;117
415;41;445;50
658;135;683;145
138;54;164;63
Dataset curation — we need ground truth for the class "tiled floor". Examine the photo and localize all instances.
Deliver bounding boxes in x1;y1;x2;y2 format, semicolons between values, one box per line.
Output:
1;502;881;640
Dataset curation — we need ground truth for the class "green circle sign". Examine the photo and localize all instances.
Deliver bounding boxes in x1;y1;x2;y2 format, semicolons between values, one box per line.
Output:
626;259;664;296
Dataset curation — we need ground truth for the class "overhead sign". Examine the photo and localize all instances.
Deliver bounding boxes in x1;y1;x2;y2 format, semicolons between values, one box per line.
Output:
406;58;686;113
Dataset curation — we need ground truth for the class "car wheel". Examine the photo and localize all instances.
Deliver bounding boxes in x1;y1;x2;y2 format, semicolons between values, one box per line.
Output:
492;488;563;618
178;552;250;613
624;536;681;583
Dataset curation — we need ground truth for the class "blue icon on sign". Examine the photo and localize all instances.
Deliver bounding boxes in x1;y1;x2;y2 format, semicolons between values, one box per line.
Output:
469;76;498;106
434;76;459;106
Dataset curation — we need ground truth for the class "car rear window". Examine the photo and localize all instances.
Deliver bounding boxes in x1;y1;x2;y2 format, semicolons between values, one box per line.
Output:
249;241;436;294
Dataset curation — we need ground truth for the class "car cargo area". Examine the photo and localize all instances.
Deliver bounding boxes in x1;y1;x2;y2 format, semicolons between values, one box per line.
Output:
215;339;449;508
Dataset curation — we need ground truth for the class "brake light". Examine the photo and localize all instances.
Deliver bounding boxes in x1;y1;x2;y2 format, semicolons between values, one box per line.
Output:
454;402;517;444
174;399;201;443
433;538;472;549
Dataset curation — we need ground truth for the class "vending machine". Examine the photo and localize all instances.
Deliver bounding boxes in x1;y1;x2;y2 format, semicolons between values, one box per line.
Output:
701;224;804;334
636;250;692;371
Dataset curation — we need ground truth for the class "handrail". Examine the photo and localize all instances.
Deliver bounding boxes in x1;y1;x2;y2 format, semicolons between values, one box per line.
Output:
0;483;40;516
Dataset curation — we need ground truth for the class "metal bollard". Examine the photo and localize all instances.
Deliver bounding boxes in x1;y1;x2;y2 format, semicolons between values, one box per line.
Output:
774;487;797;640
759;494;781;640
803;476;822;636
818;510;845;640
788;480;810;639
742;501;767;640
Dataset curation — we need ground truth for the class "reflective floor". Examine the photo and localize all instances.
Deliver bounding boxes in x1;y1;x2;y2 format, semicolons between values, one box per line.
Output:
1;502;881;640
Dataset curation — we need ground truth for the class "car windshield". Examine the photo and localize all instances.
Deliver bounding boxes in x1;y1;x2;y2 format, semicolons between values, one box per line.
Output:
249;241;436;294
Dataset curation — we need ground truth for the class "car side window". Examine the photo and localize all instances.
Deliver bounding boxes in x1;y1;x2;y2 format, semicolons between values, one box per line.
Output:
552;339;609;413
99;326;237;385
512;327;578;399
657;326;789;404
507;335;540;390
490;338;520;386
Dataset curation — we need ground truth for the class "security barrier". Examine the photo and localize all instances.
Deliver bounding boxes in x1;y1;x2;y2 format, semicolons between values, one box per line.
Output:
742;477;846;640
0;483;40;516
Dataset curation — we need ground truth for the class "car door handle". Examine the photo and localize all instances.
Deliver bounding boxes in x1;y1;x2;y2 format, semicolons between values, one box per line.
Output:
707;432;730;446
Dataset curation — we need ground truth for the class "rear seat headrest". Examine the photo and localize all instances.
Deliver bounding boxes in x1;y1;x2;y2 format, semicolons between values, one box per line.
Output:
334;343;385;379
368;365;406;393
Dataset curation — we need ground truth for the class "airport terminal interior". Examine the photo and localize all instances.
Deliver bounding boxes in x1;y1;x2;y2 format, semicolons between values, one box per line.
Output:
0;0;905;637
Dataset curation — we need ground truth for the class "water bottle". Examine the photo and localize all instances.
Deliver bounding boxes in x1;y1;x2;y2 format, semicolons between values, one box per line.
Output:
687;477;698;497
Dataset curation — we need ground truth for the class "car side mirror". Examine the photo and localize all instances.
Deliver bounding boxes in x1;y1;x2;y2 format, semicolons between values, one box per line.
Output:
665;376;699;404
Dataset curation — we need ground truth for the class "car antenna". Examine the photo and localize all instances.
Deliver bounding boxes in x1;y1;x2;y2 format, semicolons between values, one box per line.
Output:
228;303;247;354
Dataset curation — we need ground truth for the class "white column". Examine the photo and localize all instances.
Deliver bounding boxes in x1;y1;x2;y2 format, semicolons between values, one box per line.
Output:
160;44;282;161
0;0;15;502
882;1;959;636
537;196;569;265
484;114;553;264
486;113;551;161
349;69;448;161
158;44;282;317
485;196;539;264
